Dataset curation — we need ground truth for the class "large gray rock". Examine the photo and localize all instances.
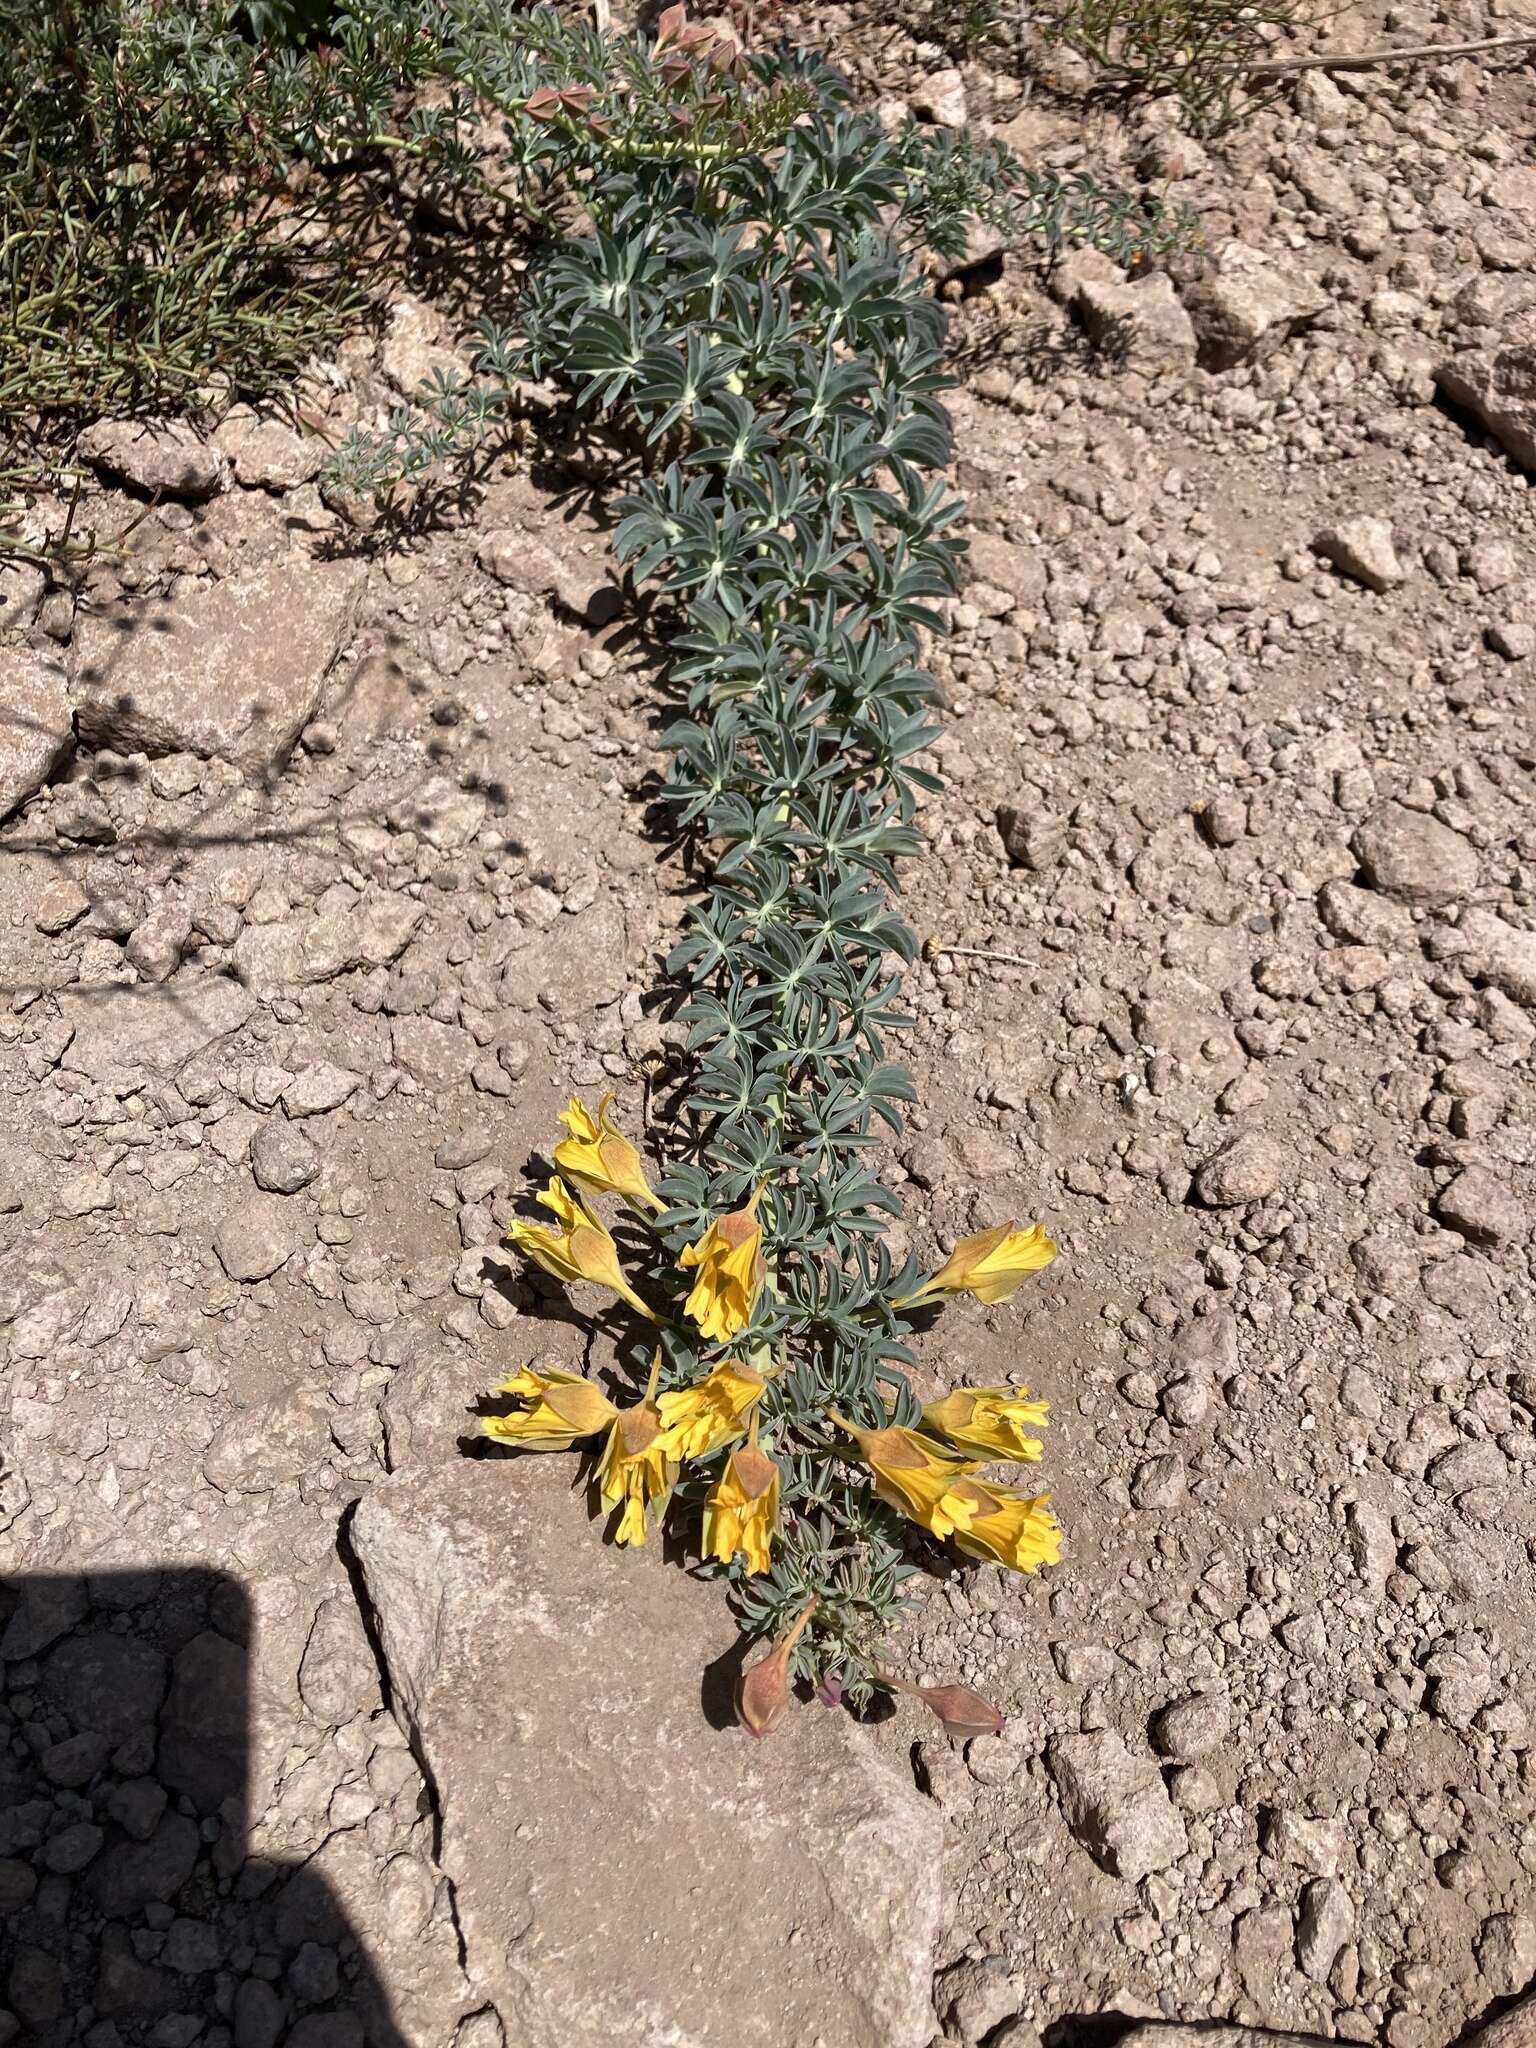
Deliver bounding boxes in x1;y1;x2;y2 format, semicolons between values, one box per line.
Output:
1436;311;1536;470
1183;241;1328;369
0;647;73;820
350;1460;943;2048
57;974;254;1085
71;554;363;775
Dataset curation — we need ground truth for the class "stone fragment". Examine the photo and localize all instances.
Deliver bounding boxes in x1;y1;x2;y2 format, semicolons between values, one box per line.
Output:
1130;1453;1186;1510
1295;1877;1354;1982
233;892;423;998
936;1957;1023;2046
38;1632;167;1746
0;1576;89;1658
1045;1731;1187;1880
72;554;363;774
1317;877;1413;949
158;1630;247;1815
1117;2027;1335;2048
76;417;227;499
86;1812;200;1915
1459;909;1536;1009
1435;310;1536;471
283;1062;364;1117
215;406;324;490
125;904;193;984
350;1461;943;2048
234;1979;287;2048
1313;516;1404;593
1352;803;1478;906
1076;273;1198;370
250;1119;320;1193
380;294;462;394
298;1595;379;1728
1182;241;1328;369
202;1384;333;1495
1344;1499;1394;1584
0;647;73;821
1264;1810;1349;1877
916;67;967;127
1150;1689;1230;1760
1436;1166;1527;1248
995;805;1065;871
1478;1914;1536;1997
1194;1132;1288;1206
1427;1438;1509;1499
212;1193;301;1282
390;1015;476;1092
476;531;621;627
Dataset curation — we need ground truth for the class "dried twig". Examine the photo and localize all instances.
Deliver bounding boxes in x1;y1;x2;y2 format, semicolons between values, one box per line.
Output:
1234;26;1536;73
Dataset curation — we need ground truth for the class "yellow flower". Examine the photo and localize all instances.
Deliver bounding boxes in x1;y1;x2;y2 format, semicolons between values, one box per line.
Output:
595;1400;677;1548
921;1386;1049;1462
840;1421;982;1541
678;1202;765;1342
657;1361;765;1459
481;1364;617;1451
702;1444;780;1574
897;1221;1056;1309
944;1477;1063;1574
506;1177;655;1321
553;1093;663;1211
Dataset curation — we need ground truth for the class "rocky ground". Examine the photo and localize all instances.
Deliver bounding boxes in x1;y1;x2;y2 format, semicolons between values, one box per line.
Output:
2;5;1535;2046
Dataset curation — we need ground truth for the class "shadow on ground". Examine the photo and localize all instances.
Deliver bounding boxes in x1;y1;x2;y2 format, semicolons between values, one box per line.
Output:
0;1570;407;2048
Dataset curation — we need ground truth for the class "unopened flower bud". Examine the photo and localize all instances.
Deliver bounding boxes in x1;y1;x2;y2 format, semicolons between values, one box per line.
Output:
916;1683;1005;1739
734;1596;819;1739
736;1639;793;1739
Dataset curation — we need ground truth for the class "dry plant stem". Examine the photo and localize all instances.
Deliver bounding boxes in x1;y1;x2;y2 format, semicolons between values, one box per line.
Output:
1234;27;1536;72
928;942;1034;970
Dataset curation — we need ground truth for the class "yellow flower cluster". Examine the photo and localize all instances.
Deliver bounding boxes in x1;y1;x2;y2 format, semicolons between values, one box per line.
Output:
839;1408;1061;1575
503;1094;766;1343
485;1356;779;1565
489;1098;1067;1600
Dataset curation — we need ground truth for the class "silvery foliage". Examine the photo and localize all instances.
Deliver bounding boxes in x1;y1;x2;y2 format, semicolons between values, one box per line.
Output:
332;10;1177;1695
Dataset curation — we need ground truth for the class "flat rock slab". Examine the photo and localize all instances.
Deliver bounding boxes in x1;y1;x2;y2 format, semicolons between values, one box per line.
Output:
71;554;364;775
0;647;73;821
57;974;254;1085
350;1460;943;2048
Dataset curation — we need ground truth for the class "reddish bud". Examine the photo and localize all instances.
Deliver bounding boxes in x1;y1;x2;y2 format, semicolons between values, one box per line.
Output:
524;87;564;122
814;1674;844;1708
917;1683;1006;1739
736;1640;793;1739
735;1596;819;1739
654;2;689;47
